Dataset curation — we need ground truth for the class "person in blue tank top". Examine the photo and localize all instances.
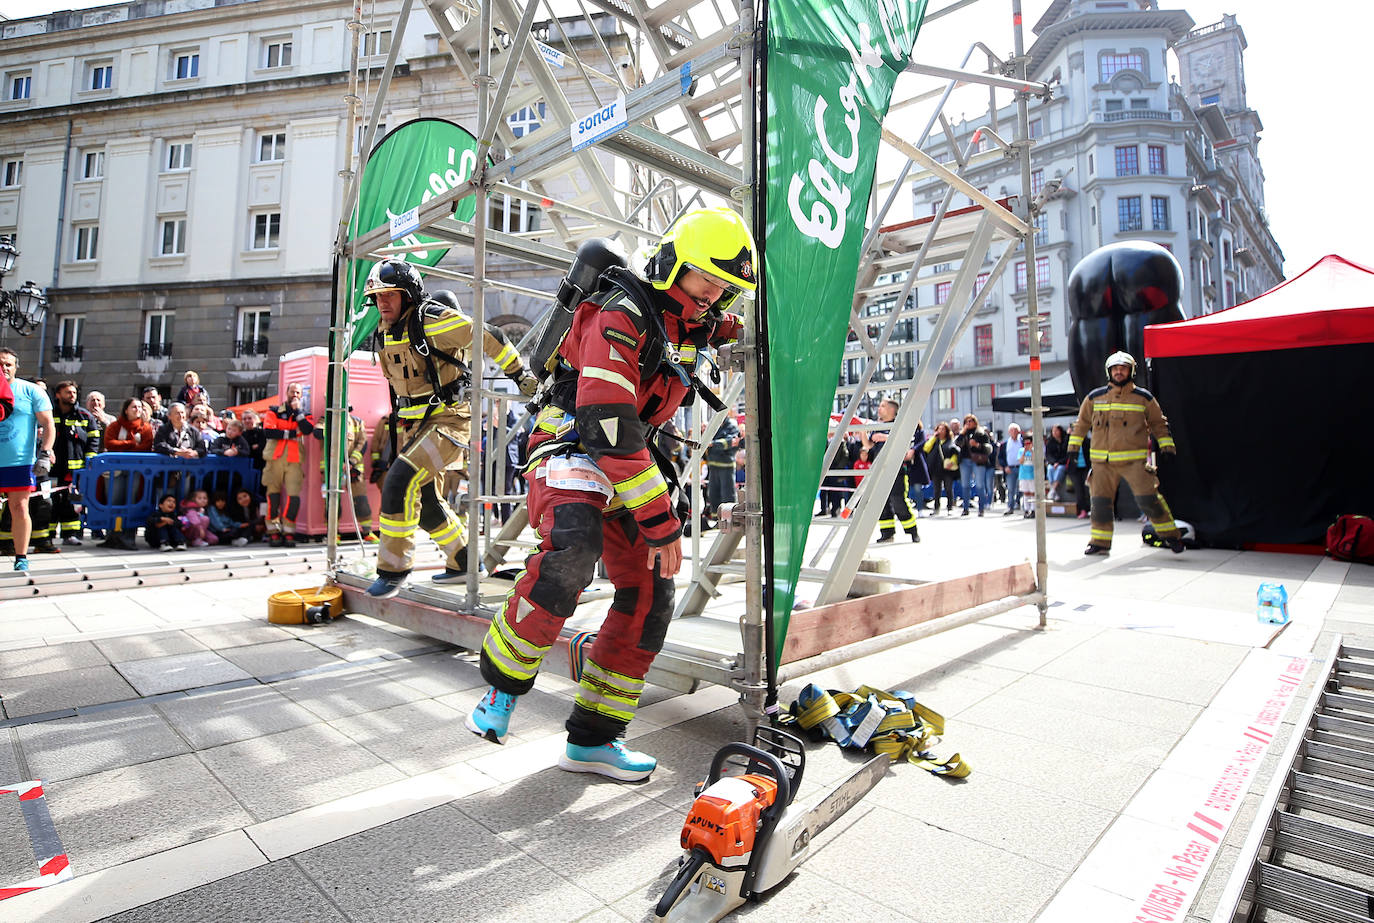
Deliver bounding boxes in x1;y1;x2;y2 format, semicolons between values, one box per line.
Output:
0;348;56;572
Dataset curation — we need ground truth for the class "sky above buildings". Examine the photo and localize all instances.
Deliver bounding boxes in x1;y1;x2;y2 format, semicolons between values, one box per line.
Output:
1;0;1368;277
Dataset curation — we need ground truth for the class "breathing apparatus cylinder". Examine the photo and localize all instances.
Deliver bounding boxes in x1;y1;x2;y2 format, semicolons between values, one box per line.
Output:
529;237;628;381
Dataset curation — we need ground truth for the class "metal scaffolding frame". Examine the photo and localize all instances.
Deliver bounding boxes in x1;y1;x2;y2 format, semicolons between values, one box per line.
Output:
328;0;1051;722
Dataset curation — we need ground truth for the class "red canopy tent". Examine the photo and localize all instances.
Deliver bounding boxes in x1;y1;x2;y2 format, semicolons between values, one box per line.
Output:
1146;254;1374;356
1144;255;1374;547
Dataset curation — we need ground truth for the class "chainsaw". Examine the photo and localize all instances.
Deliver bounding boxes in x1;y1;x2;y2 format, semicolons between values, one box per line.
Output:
653;726;888;922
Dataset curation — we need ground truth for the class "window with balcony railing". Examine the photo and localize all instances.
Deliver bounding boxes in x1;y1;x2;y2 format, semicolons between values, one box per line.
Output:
53;344;83;361
139;341;174;359
234;337;271;357
143;311;174;359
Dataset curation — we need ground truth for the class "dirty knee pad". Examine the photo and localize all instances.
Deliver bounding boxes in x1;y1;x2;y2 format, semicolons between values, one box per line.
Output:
416;482;450;532
639;574;674;654
1134;493;1168;521
527;504;604;619
380;459;421;515
1089;496;1114;524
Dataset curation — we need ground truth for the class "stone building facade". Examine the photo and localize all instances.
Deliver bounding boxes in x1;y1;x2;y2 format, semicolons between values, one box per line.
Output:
876;0;1284;430
0;0;626;405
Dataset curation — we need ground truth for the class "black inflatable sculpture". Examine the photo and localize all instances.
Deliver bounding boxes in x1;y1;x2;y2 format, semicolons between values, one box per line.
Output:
1065;241;1186;400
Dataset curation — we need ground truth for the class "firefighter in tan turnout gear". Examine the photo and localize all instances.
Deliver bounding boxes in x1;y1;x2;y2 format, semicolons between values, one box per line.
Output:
362;259;538;598
1069;351;1184;556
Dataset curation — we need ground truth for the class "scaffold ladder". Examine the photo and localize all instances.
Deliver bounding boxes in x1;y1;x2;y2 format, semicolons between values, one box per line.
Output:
1216;640;1374;923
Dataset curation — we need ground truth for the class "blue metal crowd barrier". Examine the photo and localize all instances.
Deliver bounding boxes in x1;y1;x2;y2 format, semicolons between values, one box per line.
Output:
75;453;261;533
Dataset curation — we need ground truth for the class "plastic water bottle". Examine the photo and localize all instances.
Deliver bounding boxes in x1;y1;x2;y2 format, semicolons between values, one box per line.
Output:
1256;582;1289;625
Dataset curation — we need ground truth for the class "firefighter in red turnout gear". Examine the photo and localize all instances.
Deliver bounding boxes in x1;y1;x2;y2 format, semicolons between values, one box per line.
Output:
467;207;754;782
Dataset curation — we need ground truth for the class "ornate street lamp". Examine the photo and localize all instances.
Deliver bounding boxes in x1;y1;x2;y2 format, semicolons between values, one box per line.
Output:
0;236;48;336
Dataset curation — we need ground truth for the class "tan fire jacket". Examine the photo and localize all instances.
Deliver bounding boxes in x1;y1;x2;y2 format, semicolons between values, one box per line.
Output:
1068;381;1176;464
379;301;526;424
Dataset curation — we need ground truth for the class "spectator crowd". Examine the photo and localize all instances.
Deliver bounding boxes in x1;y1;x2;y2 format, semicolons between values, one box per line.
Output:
0;367;398;559
1;361;1117;569
822;410;1093;526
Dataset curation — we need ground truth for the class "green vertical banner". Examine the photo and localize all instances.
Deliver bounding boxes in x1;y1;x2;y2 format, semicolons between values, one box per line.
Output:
327;118;485;486
344;117;486;353
761;0;926;657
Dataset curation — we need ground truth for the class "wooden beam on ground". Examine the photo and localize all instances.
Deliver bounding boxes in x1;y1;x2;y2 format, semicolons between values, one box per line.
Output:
780;562;1037;664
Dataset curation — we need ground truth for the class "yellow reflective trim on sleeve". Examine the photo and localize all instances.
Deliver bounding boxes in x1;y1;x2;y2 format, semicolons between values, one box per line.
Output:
1157;437;1176;448
493;342;519;370
612;464;668;510
1068;436;1083;448
581;366;637;397
424;316;472;337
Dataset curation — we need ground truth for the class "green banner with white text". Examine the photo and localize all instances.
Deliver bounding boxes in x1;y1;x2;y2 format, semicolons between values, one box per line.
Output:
345;117;486;352
762;0;926;656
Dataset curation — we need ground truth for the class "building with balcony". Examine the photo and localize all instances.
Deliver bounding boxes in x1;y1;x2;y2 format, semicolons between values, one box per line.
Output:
883;0;1284;431
0;0;625;406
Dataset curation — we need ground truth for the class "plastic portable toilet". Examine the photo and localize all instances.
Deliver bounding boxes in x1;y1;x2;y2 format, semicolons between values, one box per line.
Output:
276;346;391;539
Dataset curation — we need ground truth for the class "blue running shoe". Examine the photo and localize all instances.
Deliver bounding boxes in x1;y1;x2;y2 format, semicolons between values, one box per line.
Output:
465;687;518;744
13;557;29;573
558;740;656;782
365;573;406;598
431;562;484;584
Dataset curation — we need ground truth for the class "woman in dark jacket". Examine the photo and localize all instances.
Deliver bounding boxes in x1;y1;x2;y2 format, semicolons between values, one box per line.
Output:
923;423;959;514
907;421;930;508
1045;424;1069;501
955;413;995;516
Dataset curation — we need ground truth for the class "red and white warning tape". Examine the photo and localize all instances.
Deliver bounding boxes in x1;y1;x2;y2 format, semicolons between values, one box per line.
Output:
0;781;72;901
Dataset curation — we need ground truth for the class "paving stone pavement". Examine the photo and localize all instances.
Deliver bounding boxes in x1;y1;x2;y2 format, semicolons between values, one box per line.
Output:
0;511;1367;922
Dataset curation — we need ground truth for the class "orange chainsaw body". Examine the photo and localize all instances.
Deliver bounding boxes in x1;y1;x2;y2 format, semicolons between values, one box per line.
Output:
679;774;781;869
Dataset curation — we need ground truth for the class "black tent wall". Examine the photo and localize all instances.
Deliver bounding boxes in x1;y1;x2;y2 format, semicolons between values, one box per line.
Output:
1151;342;1374;547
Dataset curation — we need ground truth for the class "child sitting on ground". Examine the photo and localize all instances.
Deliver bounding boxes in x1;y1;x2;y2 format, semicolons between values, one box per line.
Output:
207;490;250;546
179;490;217;547
146;493;187;550
230;488;267;543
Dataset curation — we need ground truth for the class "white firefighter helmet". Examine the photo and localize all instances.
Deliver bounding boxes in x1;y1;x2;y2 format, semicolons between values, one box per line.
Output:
1104;350;1136;378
